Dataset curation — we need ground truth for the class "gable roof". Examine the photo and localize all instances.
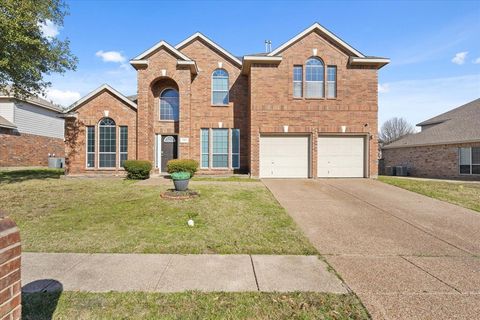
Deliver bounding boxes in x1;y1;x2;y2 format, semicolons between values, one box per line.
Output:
0;115;16;129
268;22;366;57
131;40;193;62
175;32;242;67
0;86;63;112
383;98;480;149
65;84;137;113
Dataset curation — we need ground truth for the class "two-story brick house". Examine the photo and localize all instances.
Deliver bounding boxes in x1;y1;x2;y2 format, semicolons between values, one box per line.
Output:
63;23;389;178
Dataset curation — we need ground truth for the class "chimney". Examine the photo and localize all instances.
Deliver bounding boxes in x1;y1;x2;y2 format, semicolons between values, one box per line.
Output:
264;40;272;53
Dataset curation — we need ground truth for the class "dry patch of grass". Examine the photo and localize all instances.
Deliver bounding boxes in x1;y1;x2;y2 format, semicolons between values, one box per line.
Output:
379;176;480;212
0;170;316;254
22;291;368;320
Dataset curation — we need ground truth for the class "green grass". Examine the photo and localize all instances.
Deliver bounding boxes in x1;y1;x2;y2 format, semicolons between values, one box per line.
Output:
22;291;368;320
0;170;316;254
192;176;260;182
379;176;480;212
0;168;64;183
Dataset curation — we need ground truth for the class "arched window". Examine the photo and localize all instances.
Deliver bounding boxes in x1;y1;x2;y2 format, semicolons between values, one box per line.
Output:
160;88;179;121
305;58;324;98
212;69;229;105
99;117;116;168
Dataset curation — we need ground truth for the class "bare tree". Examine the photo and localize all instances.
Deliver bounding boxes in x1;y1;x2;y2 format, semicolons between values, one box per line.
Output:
379;117;415;146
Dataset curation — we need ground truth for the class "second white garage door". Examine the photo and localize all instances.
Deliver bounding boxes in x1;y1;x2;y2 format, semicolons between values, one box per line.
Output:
260;136;309;178
317;136;365;178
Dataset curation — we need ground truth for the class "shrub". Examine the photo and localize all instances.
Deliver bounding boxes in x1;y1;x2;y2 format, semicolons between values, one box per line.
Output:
166;159;198;177
123;160;152;180
171;172;191;180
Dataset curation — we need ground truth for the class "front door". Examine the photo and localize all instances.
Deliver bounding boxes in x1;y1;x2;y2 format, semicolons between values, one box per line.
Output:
160;135;177;172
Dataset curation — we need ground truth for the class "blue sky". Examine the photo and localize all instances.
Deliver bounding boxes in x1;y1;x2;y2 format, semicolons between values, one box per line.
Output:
44;0;480;127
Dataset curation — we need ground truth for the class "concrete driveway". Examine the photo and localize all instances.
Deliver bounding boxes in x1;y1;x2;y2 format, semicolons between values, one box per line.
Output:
264;179;480;320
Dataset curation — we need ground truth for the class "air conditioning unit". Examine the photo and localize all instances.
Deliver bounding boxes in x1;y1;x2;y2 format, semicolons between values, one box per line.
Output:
385;166;396;176
396;166;408;176
48;157;65;168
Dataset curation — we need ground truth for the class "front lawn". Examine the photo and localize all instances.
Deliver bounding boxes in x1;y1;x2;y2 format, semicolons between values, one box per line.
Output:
22;291;368;320
0;170;316;254
379;176;480;212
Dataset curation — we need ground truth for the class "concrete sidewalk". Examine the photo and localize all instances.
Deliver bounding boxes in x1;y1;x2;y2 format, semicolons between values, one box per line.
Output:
22;253;347;294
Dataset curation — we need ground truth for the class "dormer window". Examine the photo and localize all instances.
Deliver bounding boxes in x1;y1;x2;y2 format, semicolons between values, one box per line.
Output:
305;58;324;98
212;69;229;105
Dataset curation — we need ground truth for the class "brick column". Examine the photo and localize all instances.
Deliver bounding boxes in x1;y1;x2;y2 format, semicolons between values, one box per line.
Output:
0;213;21;320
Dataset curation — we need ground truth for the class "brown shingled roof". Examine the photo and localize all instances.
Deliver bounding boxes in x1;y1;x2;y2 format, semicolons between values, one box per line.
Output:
383;98;480;149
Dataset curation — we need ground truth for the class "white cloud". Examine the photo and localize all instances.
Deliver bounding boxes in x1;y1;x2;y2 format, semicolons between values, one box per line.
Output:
45;89;81;107
38;20;59;39
379;74;480;126
95;50;126;63
378;83;390;93
452;51;468;65
474;57;480;64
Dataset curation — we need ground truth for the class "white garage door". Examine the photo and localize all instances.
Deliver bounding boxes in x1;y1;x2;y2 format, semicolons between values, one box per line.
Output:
317;136;365;178
260;136;309;178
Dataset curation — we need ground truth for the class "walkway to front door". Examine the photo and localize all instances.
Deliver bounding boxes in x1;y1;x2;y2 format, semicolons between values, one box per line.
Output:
157;135;178;172
263;178;480;320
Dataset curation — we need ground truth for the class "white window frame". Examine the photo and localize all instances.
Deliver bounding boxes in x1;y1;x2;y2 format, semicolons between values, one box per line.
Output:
86;125;95;169
326;65;337;99
119;126;128;168
159;87;179;121
231;129;240;169
459;147;480;175
211;69;229;106
200;128;209;169
98;118;117;169
293;65;303;98
200;128;240;169
305;57;325;99
211;128;229;168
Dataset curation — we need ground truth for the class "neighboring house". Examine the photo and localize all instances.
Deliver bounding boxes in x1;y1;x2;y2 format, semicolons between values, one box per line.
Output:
0;88;65;167
63;23;389;178
382;98;480;180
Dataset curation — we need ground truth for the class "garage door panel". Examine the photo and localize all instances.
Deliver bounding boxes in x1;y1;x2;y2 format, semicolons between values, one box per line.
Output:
260;136;309;178
318;137;365;178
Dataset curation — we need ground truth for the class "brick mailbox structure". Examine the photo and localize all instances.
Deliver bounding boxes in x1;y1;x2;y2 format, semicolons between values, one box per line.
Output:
0;213;21;320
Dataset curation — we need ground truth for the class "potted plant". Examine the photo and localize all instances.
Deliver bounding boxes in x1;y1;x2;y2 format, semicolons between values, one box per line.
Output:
166;159;198;191
170;171;191;191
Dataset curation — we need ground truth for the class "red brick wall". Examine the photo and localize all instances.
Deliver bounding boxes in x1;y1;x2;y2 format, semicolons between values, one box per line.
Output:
64;90;137;175
0;214;21;320
135;39;249;173
249;31;379;177
0;130;64;167
382;142;480;180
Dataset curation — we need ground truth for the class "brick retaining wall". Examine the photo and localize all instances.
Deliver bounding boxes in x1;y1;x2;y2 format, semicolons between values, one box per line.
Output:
0;213;21;319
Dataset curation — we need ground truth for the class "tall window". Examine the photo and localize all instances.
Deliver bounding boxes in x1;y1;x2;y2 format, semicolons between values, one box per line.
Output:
200;129;240;169
201;128;209;168
212;69;229;105
86;126;95;168
119;126;128;167
293;65;303;98
327;66;337;98
212;129;228;167
232;129;240;169
160;88;179;121
460;147;480;175
305;58;324;98
99;118;116;168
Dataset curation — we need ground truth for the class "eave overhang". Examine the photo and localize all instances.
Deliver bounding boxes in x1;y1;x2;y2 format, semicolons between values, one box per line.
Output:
241;56;283;75
349;57;390;69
